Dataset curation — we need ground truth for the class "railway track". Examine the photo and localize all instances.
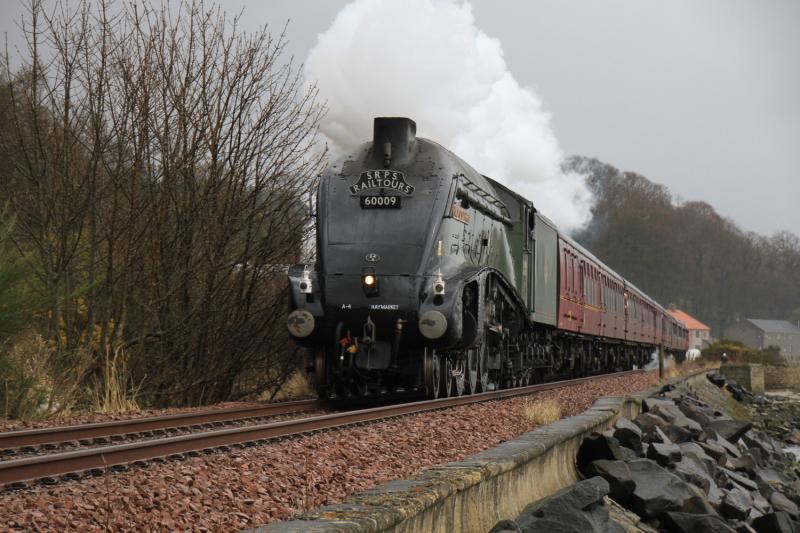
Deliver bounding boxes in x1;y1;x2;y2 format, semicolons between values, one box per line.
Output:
0;399;324;456
0;370;646;489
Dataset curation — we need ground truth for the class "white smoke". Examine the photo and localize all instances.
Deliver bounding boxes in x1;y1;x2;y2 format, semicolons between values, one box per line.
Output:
305;0;594;232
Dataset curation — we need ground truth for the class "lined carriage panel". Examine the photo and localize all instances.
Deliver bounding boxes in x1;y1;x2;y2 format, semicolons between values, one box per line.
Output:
532;214;558;326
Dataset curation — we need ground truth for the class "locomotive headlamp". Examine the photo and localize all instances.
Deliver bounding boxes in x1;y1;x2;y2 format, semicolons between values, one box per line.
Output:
432;270;445;296
287;309;315;338
362;267;379;295
419;310;447;339
299;265;312;294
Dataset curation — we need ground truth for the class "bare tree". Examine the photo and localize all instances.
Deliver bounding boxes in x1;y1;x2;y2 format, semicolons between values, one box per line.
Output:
570;156;800;336
1;0;325;407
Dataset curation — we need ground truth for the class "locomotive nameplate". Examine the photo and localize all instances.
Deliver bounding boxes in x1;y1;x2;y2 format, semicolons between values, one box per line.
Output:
349;170;415;196
451;205;471;224
360;195;401;209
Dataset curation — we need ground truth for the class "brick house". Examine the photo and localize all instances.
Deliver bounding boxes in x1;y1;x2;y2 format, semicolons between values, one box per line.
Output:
667;308;712;350
723;318;800;362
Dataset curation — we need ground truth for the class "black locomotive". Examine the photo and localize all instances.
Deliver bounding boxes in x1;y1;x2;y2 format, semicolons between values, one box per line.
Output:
287;117;687;399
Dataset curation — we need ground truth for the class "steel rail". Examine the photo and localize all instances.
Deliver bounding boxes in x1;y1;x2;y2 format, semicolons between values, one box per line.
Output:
0;370;646;487
0;399;323;450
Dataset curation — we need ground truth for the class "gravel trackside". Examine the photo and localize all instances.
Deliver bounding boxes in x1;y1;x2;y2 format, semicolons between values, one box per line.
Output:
0;371;658;532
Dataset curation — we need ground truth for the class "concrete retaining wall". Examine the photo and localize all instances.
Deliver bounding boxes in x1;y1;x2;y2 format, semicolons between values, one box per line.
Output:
764;363;800;391
246;371;709;533
719;363;765;394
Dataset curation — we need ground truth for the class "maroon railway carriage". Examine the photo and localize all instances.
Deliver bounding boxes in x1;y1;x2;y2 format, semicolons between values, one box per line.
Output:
556;234;687;369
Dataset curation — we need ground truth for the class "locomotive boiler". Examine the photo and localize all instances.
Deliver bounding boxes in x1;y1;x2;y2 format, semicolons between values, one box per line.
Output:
287;117;687;399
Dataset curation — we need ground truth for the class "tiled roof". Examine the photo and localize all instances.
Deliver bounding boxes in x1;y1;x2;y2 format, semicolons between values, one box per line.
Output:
746;319;800;335
667;309;711;331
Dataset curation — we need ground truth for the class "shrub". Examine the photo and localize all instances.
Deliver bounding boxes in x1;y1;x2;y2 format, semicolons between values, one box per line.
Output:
522;398;562;426
701;339;786;365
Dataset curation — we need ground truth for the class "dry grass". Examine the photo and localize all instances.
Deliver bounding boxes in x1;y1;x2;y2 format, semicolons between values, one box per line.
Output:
660;359;718;383
90;347;142;414
270;370;314;401
2;335;143;420
1;333;93;420
522;398;563;426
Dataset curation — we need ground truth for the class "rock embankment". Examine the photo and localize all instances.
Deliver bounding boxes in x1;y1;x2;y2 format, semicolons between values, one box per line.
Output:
749;390;800;452
491;374;800;533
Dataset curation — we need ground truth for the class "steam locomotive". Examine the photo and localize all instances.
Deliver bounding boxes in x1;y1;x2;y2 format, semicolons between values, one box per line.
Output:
287;117;687;399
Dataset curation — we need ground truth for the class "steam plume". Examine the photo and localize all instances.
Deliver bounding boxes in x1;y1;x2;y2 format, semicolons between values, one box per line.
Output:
306;0;593;232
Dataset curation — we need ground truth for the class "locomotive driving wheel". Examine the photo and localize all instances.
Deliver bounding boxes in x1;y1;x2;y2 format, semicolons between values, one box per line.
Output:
465;347;479;394
423;347;441;399
451;358;465;397
315;349;330;400
477;342;490;392
442;355;454;397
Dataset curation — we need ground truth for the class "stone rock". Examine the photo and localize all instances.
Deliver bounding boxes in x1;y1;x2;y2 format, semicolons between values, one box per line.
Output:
663;389;684;401
752;490;773;514
720;485;753;521
604;495;658;533
749;507;765;524
701;440;730;465
708;372;727;387
654;425;675;444
708;483;725;507
672;453;718;494
661;512;736;533
748;447;768;468
627;459;714;519
577;433;627;476
641;419;694;446
516;477;622;533
770;491;800;518
728;453;757;476
719;466;760;492
488;519;523;533
634;413;669;434
585;460;635;505
619;446;639;462
678;444;719;477
679;402;717;426
708;420;754;444
647;442;683;467
614;417;643;451
730;521;758;533
743;431;779;455
663;424;696;444
711;434;743;459
751;512;800;533
727;380;755;403
755;467;795;492
645;399;704;438
644;397;677;414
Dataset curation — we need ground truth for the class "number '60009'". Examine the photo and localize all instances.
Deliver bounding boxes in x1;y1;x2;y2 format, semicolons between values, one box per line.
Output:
364;196;397;206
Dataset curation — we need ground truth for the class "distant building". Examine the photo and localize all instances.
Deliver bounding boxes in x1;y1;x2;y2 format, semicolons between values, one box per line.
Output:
667;308;712;350
723;319;800;362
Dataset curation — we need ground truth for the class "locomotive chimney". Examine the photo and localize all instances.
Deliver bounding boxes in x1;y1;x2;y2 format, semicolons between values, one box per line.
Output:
373;117;416;166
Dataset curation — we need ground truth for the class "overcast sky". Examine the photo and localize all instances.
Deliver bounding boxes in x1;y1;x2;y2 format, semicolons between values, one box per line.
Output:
2;0;797;236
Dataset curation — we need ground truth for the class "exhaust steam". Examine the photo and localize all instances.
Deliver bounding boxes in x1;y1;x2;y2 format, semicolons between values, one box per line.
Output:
305;0;594;232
